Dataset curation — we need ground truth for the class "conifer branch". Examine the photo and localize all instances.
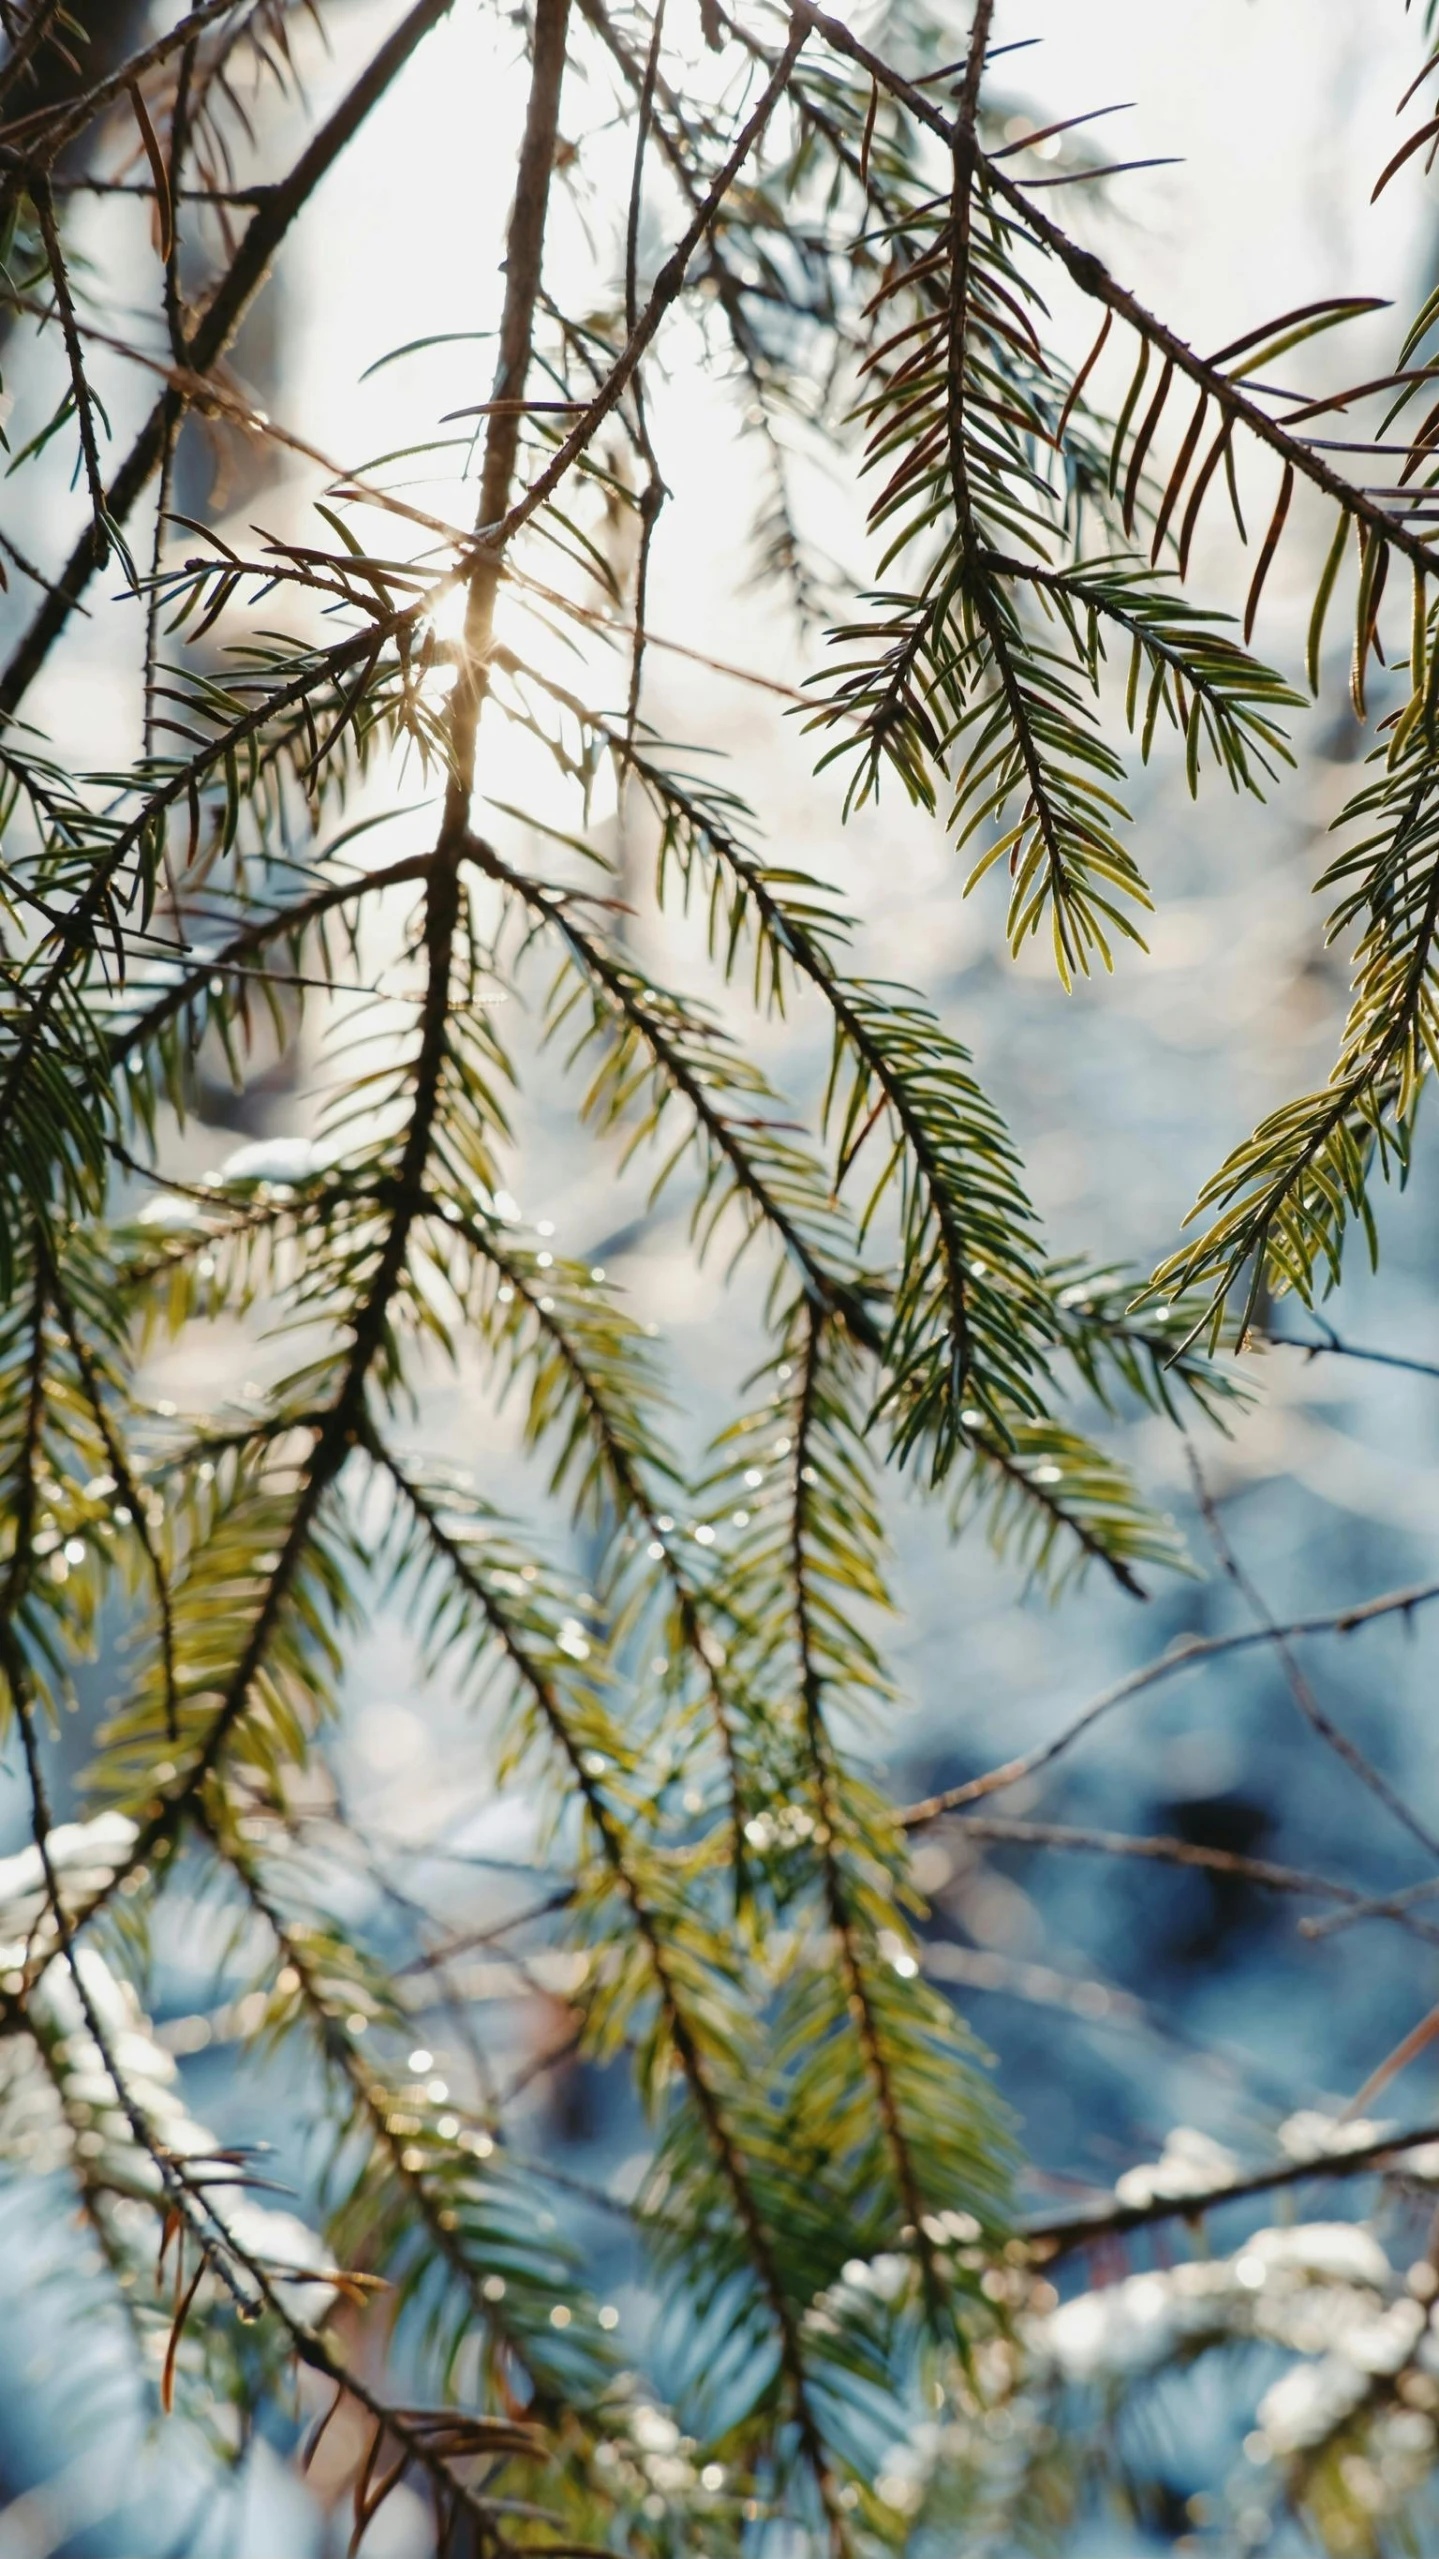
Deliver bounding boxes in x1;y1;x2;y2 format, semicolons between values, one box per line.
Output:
368;1441;848;2543
431;1205;750;1877
789;1303;949;2328
3;5;1438;2542
791;0;1439;580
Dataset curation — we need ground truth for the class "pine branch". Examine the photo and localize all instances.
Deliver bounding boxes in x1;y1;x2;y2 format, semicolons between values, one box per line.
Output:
428;1208;750;1879
39;1236;179;1739
368;1442;848;2542
215;1821;615;2421
465;832;876;1343
106;848;437;1069
0;0;72;111
1152;712;1439;1330
0;0;243;158
29;171;113;569
788;1302;952;2332
4;3;1438;2537
792;0;1439;582
114;844;459;1867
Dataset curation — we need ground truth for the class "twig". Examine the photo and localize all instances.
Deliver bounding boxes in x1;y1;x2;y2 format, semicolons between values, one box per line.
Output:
619;0;667;761
40;1241;180;1742
0;521;91;607
107;853;435;1066
45;178;274;205
899;1579;1439;1826
792;1306;948;2330
1027;2120;1439;2256
1261;1316;1439;1385
484;18;807;561
0;1294;257;2317
395;1890;577;1976
30;172;111;566
0;0;457;724
1347;2005;1439;2121
213;1816;565;2406
1187;1447;1439;1865
0;0;243;157
0;0;69;111
163;29;198;366
947;1814;1439;1939
375;1441;848;2549
441;0;573;829
1302;1876;1439;1943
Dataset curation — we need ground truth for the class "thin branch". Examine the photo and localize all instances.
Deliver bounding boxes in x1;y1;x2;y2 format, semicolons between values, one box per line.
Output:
163;30;198;367
0;1279;256;2317
396;1889;577;1975
943;0;993;549
1347;2002;1439;2120
899;1579;1439;1825
0;0;70;111
1261;1317;1439;1384
30;172;111;567
1187;1447;1439;1865
483;19;807;561
463;832;873;1340
7;1651;263;2314
948;1814;1439;1942
106;848;436;1067
40;1240;179;1742
434;1201;750;1880
0;598;434;1155
213;1817;567;2402
1302;1875;1439;1942
142;408;179;771
967;1417;1148;1597
1027;2120;1439;2257
442;0;571;831
791;1306;947;2324
0;0;237;154
0;0;457;724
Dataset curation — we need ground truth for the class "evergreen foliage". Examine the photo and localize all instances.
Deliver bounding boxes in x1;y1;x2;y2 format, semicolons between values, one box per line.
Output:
0;1;1438;2552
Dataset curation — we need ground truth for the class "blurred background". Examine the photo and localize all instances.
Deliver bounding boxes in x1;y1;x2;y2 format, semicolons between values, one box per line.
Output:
5;0;1439;2548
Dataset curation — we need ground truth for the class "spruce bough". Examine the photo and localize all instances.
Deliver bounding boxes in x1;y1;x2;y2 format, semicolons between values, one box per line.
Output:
0;0;1437;2550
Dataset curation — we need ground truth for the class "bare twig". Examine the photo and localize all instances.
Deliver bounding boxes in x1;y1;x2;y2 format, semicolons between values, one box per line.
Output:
1261;1316;1439;1385
1027;2121;1439;2256
947;1814;1439;1939
1302;1876;1439;1943
1187;1448;1439;1865
1347;2005;1439;2121
899;1580;1439;1826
